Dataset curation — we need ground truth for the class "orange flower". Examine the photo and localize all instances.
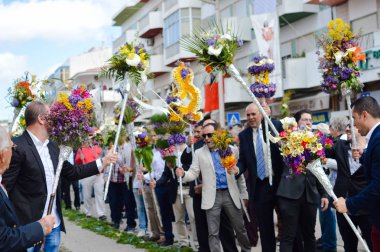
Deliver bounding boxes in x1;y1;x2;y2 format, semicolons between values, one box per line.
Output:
205;64;213;74
352;47;366;62
221;154;237;169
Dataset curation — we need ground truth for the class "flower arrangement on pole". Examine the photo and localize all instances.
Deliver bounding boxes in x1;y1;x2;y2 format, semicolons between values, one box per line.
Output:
46;85;94;214
317;18;366;157
102;41;153;86
181;24;279;136
270;117;333;175
247;56;276;98
7;73;37;132
212;129;237;169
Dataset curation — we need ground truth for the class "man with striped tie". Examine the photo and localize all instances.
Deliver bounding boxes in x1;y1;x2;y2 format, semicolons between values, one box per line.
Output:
234;102;285;252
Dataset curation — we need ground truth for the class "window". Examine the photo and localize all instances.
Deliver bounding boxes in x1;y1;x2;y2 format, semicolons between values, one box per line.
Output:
164;8;201;49
164;10;180;48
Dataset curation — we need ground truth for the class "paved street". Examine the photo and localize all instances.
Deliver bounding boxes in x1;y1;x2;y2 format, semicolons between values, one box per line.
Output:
61;192;367;252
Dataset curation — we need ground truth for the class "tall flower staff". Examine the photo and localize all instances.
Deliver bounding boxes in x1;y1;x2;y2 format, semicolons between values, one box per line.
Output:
102;40;153;200
212;128;251;222
134;131;163;226
181;24;279;136
46;85;95;214
7;73;37;132
317;18;366;156
271;117;370;252
247;56;277;185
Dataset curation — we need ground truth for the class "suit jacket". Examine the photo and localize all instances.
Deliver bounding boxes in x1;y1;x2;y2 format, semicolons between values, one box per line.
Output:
237;120;284;200
0;185;44;252
3;131;99;232
325;139;368;201
346;124;380;229
182;145;249;210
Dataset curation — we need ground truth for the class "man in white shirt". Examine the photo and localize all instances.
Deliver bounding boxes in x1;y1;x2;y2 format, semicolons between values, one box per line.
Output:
3;101;117;252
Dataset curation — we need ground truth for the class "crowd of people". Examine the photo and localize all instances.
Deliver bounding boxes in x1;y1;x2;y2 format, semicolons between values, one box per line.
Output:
0;96;379;252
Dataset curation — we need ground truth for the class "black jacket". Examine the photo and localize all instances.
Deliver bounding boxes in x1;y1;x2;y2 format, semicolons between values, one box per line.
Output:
0;185;44;252
3;131;99;232
155;163;177;204
237;120;284;200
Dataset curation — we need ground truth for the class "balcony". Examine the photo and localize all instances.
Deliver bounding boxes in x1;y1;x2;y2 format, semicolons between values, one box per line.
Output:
101;90;122;103
223;76;252;103
150;54;171;76
222;16;252;42
304;0;347;5
283;51;321;90
164;42;196;66
278;0;319;27
113;29;137;53
138;11;163;39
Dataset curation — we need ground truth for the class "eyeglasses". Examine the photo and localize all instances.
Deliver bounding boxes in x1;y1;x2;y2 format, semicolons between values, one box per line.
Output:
202;133;214;139
300;118;313;122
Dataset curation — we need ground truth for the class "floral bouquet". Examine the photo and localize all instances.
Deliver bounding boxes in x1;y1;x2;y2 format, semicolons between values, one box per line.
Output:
181;25;243;74
134;131;153;173
317;18;365;94
247;56;276;98
7;73;37;132
182;24;279;138
114;99;140;125
270;117;333;174
102;41;153;85
46;85;95;214
212;128;237;169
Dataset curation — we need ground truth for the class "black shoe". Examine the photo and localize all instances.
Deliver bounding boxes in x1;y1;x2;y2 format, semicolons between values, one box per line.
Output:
75;206;80;211
112;222;120;229
316;238;323;249
158;240;173;246
144;236;160;242
99;215;107;221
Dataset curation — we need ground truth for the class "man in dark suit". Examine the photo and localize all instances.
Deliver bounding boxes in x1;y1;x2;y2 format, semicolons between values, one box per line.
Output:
3;101;118;252
0;125;55;252
276;109;329;252
235;102;284;252
326;124;372;251
335;96;380;252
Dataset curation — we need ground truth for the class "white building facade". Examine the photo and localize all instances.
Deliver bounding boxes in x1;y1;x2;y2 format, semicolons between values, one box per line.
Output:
112;0;380;125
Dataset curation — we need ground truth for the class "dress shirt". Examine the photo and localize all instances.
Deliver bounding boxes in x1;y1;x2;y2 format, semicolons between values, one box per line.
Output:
210;149;227;189
27;130;60;228
144;148;165;182
348;148;362;175
252;127;269;177
0;175;7;197
365;122;380;147
111;142;132;183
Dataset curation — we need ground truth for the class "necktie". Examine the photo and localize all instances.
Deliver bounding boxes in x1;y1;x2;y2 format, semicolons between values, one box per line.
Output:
256;128;266;180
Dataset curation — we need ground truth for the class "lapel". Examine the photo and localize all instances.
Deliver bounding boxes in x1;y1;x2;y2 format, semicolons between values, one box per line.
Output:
48;141;59;172
364;125;380;175
0;185;15;215
23;131;47;181
202;146;215;172
245;127;256;157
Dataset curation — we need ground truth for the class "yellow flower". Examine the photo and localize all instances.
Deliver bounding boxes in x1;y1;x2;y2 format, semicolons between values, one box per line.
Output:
221;154;236;169
311;147;317;153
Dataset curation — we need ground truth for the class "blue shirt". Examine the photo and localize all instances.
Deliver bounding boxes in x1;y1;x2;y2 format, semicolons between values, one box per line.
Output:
210;150;228;189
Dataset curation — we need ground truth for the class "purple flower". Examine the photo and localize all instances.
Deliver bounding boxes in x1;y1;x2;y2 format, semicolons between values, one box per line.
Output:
168;133;186;145
219;147;233;158
340;67;352;80
207;39;216;46
10;98;19;107
237;38;244;47
180;68;191;79
166;95;180;105
249;83;276;98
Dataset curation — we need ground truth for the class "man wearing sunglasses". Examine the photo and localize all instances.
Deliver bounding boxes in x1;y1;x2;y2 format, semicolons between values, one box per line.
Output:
176;122;251;252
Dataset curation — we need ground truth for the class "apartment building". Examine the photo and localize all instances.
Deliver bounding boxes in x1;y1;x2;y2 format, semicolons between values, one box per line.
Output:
112;0;380;125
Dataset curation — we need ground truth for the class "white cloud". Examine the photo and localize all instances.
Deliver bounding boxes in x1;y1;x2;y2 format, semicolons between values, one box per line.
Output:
0;52;29;121
0;0;127;42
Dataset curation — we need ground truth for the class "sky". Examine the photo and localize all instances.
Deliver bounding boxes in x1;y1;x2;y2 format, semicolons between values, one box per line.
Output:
0;0;130;121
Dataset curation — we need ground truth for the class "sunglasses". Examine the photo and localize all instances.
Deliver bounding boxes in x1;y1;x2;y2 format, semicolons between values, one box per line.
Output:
202;133;214;139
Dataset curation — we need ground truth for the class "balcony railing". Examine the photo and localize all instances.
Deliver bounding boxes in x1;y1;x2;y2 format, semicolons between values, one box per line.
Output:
138;11;163;38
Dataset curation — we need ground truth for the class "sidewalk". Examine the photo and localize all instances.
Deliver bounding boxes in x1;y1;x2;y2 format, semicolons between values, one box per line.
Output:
60;216;144;252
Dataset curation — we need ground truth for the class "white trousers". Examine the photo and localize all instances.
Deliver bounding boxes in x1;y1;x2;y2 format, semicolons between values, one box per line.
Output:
81;174;105;217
